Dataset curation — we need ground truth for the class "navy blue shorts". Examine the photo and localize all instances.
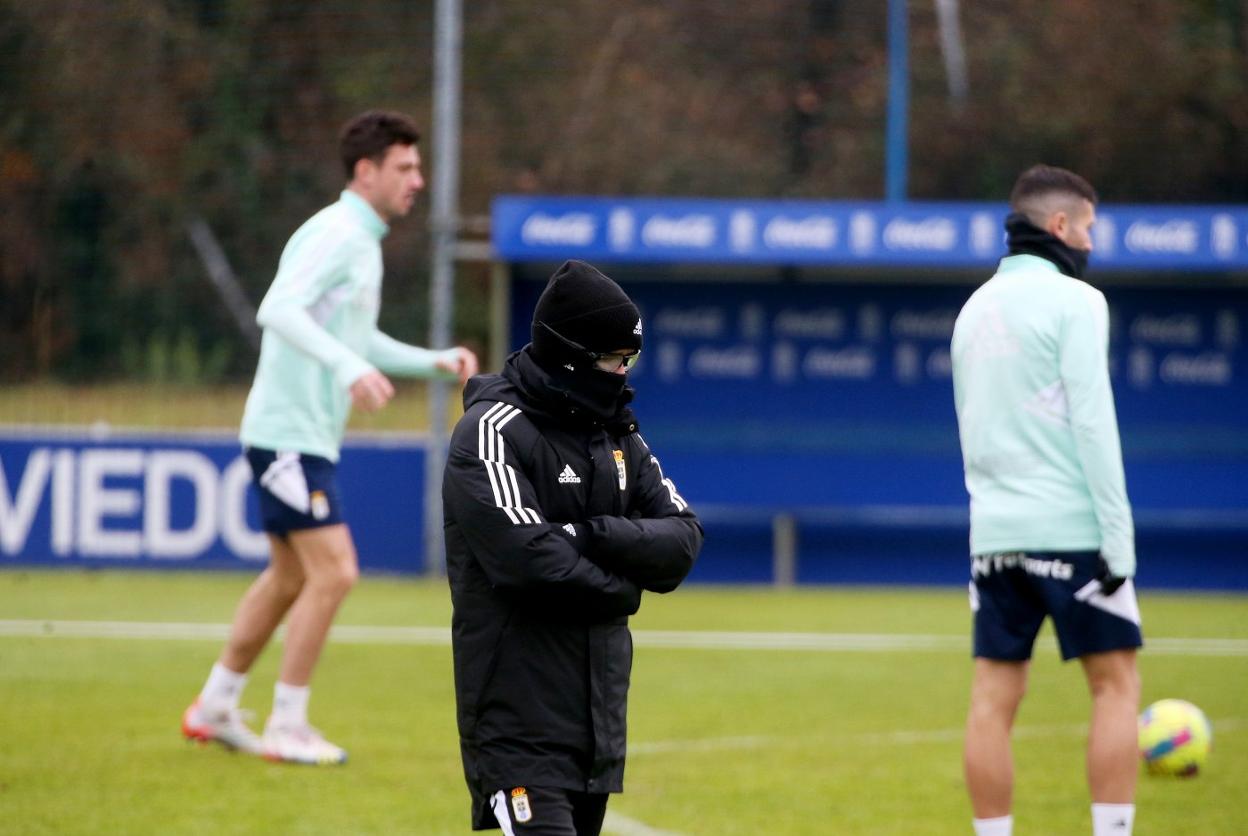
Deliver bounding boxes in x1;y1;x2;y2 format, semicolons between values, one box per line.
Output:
970;550;1143;662
245;447;345;535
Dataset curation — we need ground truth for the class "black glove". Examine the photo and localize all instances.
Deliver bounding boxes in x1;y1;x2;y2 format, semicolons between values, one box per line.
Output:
553;522;591;553
1095;555;1128;596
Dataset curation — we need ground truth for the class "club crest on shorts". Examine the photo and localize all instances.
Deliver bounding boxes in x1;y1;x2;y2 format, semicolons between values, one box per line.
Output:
510;787;533;823
613;449;627;490
310;490;330;520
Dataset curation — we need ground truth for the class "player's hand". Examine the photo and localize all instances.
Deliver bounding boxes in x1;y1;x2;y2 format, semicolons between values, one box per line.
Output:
553;522;591;552
437;346;479;384
349;370;395;412
1095;555;1128;596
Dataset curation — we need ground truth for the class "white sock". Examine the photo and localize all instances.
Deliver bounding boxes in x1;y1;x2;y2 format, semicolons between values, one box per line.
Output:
271;682;311;728
1092;803;1134;836
973;815;1013;836
200;663;247;711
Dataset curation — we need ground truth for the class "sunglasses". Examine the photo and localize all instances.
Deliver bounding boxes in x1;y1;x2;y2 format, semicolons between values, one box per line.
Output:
537;321;640;372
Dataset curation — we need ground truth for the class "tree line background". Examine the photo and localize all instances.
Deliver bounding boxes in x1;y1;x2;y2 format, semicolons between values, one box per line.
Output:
2;0;1246;383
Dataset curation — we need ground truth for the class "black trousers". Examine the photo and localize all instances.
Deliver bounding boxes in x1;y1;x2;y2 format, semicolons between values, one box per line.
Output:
488;785;609;836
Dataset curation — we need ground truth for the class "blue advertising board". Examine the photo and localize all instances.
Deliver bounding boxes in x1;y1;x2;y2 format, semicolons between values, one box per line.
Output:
509;271;1248;590
494;196;1248;271
0;429;428;574
510;277;1247;504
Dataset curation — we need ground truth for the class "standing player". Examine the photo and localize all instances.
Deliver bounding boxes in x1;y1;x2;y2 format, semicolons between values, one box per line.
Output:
951;164;1142;836
182;110;478;765
443;260;702;833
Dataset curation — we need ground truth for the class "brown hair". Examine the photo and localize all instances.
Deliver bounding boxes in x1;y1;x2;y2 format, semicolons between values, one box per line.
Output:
338;110;421;179
1009;164;1098;211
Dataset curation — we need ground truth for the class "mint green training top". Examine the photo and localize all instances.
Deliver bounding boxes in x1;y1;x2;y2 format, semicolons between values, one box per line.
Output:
950;254;1135;577
240;190;457;462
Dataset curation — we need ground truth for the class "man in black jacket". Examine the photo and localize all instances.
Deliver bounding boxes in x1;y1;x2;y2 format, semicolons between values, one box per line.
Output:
443;260;703;834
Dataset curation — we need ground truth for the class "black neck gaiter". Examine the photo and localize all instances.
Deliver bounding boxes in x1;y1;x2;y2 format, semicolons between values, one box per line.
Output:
505;347;637;433
1004;212;1090;279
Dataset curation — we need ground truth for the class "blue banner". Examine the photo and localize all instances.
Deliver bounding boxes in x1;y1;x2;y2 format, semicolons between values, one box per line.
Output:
510;277;1248;512
0;430;427;573
493;196;1248;270
510;274;1247;589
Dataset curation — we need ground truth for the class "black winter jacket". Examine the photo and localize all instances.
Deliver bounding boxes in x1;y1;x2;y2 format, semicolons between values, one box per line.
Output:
443;348;702;830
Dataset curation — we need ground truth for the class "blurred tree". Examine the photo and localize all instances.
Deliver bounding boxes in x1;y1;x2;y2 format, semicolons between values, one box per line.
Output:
0;0;1244;382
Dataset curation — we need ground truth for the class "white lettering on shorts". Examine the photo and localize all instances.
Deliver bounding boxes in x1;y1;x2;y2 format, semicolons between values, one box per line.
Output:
971;552;1074;581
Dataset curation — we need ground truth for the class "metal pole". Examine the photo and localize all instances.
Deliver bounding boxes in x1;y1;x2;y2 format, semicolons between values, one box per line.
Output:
488;260;511;373
424;0;462;575
772;513;797;588
885;0;909;202
934;0;968;109
186;216;261;351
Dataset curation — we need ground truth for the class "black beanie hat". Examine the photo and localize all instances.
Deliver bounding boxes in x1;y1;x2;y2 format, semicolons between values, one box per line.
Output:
531;260;642;367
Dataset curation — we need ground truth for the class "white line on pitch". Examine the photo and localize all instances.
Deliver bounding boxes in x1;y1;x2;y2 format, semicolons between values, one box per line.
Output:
603;810;685;836
0;620;1246;656
630;718;1245;757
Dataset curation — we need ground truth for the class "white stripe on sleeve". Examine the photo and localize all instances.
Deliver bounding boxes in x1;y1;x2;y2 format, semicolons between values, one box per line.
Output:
476;403;543;525
650;454;689;512
478;404;519;524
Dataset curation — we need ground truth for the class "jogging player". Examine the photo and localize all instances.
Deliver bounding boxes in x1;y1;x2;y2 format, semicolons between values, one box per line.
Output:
182;110;478;765
951;164;1143;836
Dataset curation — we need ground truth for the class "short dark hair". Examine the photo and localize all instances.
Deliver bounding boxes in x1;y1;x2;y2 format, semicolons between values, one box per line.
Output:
338;110;421;179
1009;164;1098;211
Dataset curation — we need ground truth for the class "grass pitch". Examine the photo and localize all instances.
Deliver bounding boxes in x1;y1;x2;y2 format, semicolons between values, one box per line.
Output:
0;571;1244;835
0;382;452;433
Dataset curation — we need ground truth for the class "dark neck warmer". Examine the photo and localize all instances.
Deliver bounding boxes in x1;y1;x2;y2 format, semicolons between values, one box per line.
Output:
1004;212;1089;279
502;347;638;435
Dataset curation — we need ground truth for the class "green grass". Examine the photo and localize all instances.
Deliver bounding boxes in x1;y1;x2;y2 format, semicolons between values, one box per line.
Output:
0;571;1244;835
0;381;462;433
